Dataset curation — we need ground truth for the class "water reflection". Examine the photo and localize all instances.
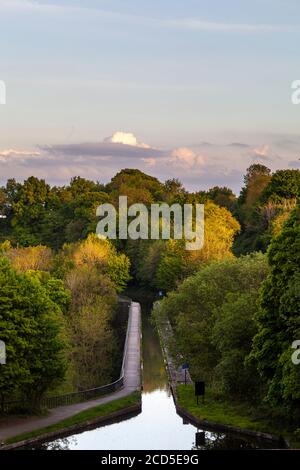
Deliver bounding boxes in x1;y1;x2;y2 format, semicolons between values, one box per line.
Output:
29;312;277;450
192;431;275;450
142;314;166;393
35;390;196;450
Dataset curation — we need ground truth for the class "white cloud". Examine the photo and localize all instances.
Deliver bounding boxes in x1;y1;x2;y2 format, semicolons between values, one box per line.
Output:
253;144;270;157
104;131;150;149
142;157;156;166
0;148;40;162
169;147;205;169
0;135;298;193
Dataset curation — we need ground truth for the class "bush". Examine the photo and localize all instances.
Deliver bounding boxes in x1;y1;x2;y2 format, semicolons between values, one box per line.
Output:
157;253;269;388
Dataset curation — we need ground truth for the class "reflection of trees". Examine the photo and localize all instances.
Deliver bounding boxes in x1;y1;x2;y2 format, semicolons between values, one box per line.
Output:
29;436;78;450
191;431;275;450
24;410;141;450
142;313;167;393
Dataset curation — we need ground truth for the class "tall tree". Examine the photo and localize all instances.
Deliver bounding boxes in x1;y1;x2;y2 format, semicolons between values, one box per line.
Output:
261;169;300;203
251;204;300;420
0;258;67;409
207;186;237;212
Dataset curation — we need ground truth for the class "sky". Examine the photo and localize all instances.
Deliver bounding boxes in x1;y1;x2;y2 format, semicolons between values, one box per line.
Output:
0;0;300;193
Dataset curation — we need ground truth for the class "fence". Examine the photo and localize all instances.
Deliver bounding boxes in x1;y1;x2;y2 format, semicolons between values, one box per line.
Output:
2;298;132;414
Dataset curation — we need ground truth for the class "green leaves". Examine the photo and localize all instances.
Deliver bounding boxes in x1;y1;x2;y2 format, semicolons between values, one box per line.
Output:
0;257;67;410
251;204;300;420
157;253;269;387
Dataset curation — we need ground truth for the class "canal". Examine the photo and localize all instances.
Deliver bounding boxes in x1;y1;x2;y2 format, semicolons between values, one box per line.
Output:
34;307;276;450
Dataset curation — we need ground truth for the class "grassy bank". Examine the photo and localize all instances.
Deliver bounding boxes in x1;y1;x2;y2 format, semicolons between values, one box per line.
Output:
177;385;299;448
5;392;140;445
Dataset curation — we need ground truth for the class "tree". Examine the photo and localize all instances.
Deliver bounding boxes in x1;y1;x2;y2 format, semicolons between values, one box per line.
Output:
130;201;240;292
235;167;300;255
60;234;131;292
64;267;118;389
107;169;163;203
9;177;50;246
207;186;237;212
157;253;269;384
107;253;131;293
1;176;110;249
0;259;31;406
72;234;111;269
0;258;67;409
155;240;186;291
135;240;165;289
163;179;186;203
261;169;300;203
187;201;240;268
63;177;109;243
250;204;300;420
26;271;71;314
212;291;262;400
0;188;8;236
234;165;272;254
243;164;272;188
4;245;53;272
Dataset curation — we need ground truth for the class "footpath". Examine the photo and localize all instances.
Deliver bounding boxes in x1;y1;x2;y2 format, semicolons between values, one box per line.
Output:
0;302;141;443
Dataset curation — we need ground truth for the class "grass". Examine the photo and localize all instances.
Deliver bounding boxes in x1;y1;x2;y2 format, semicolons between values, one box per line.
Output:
177;385;300;448
5;392;141;445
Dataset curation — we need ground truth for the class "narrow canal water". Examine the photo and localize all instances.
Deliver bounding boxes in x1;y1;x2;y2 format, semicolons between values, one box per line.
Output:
35;308;276;450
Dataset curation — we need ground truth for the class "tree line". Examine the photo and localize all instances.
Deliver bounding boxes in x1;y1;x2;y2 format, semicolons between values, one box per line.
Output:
0;235;130;412
0;165;299;422
151;167;300;433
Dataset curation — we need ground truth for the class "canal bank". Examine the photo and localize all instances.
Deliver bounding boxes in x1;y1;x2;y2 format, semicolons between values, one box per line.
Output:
0;302;142;448
18;300;285;450
2;396;141;450
153;301;289;449
25;307;200;449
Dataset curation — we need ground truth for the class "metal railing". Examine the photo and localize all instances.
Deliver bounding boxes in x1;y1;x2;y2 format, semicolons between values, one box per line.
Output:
2;299;132;414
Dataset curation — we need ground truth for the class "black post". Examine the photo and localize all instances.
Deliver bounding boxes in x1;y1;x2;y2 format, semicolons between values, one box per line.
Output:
195;381;205;405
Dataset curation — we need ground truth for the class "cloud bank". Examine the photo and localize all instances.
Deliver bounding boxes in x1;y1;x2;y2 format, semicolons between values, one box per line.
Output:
1;131;300;193
0;148;41;162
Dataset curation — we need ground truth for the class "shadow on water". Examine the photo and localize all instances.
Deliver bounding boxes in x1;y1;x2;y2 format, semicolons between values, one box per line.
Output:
142;310;166;393
26;300;280;450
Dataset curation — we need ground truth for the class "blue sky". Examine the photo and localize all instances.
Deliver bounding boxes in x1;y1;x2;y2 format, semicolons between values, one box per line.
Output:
0;0;300;192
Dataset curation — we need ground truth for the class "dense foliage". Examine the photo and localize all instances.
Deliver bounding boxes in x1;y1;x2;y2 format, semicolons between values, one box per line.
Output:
234;165;299;254
0;258;67;410
154;198;300;429
1;166;299;430
0;234;131;409
251;204;300;420
155;253;269;402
